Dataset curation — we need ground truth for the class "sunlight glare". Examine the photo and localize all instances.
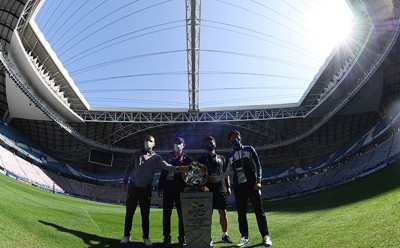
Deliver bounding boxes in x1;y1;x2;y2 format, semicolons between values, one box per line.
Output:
310;1;354;56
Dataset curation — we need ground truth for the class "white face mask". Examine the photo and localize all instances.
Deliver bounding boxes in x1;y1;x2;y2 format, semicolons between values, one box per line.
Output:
174;143;183;152
144;141;154;150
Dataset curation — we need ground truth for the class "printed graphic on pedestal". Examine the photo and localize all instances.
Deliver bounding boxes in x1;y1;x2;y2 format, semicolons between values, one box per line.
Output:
187;202;206;217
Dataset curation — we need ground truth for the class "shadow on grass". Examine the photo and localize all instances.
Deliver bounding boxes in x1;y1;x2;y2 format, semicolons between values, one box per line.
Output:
38;220;182;248
214;243;265;248
229;162;400;213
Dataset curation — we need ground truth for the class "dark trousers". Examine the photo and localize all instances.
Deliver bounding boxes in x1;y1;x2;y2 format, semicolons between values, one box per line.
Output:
162;188;184;240
234;186;269;238
123;185;152;238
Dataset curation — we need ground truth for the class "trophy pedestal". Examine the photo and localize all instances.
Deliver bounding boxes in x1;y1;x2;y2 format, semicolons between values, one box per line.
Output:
180;191;213;248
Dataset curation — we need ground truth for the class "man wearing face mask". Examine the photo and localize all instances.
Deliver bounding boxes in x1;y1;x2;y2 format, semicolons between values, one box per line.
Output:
197;136;233;244
158;137;192;246
121;135;188;246
208;130;272;247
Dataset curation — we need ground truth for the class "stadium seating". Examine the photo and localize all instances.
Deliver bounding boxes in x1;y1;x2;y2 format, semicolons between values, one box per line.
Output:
2;111;400;205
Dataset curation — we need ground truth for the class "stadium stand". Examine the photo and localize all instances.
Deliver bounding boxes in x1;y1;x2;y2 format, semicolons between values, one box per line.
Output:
2;109;400;204
1;115;400;204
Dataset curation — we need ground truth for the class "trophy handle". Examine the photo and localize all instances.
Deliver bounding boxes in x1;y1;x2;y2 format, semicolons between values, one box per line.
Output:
183;161;208;187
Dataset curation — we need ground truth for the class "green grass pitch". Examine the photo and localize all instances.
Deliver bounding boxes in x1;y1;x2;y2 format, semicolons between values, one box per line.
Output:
1;162;399;248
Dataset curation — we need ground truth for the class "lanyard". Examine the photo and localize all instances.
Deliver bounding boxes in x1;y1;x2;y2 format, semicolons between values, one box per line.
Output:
235;150;245;168
173;153;183;165
139;153;151;165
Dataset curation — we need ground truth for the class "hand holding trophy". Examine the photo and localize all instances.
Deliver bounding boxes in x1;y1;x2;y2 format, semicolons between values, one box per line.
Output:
183;161;209;192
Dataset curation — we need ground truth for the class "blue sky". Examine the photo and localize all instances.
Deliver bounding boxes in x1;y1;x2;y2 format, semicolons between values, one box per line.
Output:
34;0;354;110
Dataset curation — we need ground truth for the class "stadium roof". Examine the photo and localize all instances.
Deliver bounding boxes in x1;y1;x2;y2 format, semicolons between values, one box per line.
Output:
32;0;354;111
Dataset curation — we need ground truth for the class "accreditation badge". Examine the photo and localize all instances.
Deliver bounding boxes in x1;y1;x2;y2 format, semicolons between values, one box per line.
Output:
236;167;247;184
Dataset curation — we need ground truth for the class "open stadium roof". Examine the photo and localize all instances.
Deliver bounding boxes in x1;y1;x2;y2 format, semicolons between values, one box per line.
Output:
32;0;354;111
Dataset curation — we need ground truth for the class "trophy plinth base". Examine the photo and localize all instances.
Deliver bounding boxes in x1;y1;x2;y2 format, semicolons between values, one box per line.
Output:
184;186;209;192
180;191;213;248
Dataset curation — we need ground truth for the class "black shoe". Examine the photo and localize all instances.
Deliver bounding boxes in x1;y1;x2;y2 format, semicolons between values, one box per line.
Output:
163;237;172;245
178;237;186;245
222;234;233;243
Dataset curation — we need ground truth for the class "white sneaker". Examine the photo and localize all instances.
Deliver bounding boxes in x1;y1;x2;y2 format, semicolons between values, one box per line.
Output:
236;237;249;247
262;235;272;247
143;238;153;246
120;236;130;244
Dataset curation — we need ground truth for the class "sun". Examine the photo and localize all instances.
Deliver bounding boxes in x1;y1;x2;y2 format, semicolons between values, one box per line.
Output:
309;0;354;55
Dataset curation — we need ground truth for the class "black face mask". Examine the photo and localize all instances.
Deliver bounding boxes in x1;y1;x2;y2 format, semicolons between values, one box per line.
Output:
231;138;243;149
205;144;216;151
